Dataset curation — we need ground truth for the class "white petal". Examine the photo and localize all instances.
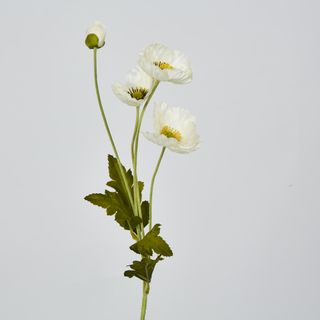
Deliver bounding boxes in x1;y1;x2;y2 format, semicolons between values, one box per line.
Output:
168;142;199;154
112;83;141;107
143;132;179;148
138;43;192;84
112;66;153;107
145;102;200;154
125;66;154;89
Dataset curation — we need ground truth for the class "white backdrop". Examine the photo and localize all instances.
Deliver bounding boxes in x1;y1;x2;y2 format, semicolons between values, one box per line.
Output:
1;0;319;319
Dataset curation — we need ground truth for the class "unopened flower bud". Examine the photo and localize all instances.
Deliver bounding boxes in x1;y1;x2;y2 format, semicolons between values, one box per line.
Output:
85;21;106;49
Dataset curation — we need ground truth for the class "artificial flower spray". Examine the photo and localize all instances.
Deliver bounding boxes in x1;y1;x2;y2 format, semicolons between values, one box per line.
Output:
84;21;200;319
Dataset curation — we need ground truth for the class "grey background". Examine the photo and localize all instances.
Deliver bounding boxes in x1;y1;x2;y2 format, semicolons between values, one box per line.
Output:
1;0;319;319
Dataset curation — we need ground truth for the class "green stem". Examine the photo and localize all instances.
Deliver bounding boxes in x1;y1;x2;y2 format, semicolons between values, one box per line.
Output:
133;81;160;233
131;106;143;238
93;48;137;229
133;143;145;236
131;106;140;166
136;81;160;141
140;282;149;320
136;82;160;320
149;147;166;231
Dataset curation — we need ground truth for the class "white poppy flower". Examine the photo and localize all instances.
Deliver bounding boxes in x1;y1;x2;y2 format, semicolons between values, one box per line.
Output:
143;102;200;153
112;67;154;107
138;43;192;84
85;21;106;49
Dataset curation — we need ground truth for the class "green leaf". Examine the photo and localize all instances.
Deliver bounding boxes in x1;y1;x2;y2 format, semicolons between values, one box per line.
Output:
107;155;144;200
104;190;134;230
129;216;143;230
141;201;149;227
124;256;163;283
130;224;173;257
138;181;144;196
85;155;148;234
84;193;110;209
107;154;133;201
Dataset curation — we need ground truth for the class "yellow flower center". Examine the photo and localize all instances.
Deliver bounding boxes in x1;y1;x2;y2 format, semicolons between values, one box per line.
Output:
160;125;182;141
154;61;173;70
127;87;148;100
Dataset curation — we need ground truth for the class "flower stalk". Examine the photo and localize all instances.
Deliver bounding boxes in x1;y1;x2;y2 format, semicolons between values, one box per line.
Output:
131;106;140;165
149;147;166;231
93;48;138;235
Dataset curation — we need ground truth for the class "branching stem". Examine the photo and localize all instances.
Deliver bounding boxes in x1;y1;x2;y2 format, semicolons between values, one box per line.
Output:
133;80;160;238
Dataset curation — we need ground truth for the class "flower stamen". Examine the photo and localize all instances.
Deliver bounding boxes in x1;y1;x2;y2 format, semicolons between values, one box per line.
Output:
160;125;182;141
154;61;173;70
127;87;148;100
